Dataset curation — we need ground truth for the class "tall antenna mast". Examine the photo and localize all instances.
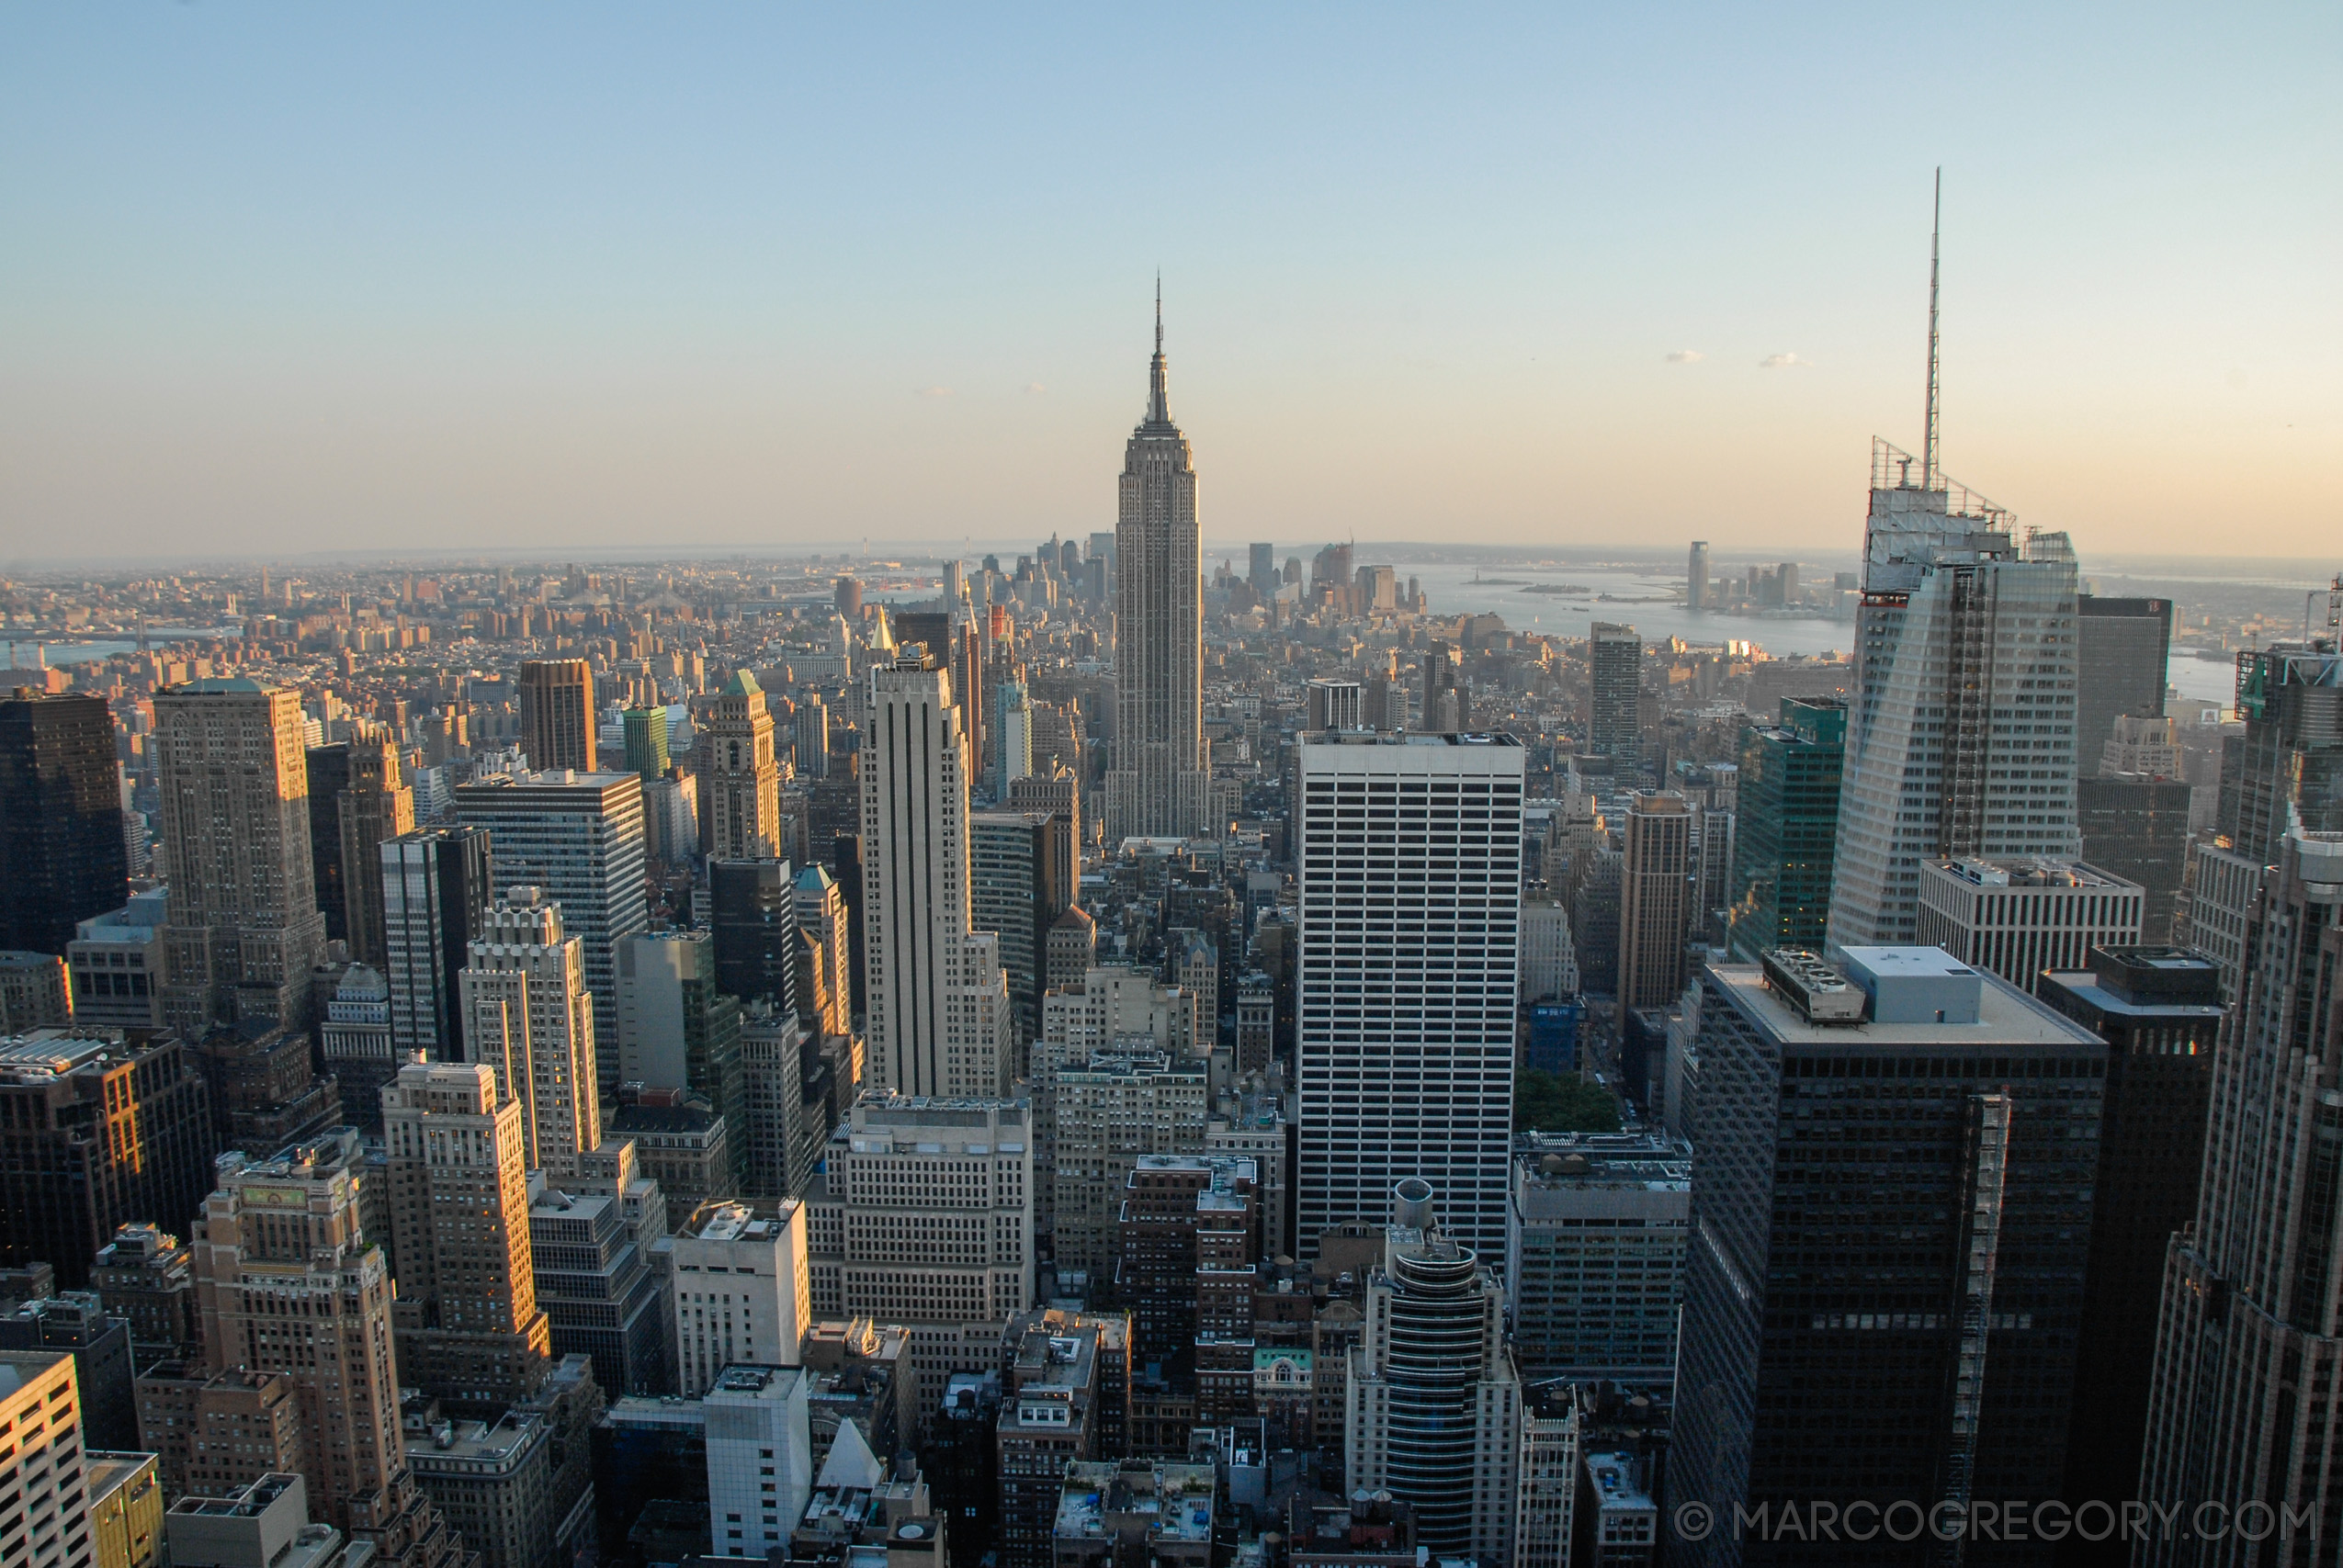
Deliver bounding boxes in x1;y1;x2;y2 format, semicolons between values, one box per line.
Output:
1923;167;1942;490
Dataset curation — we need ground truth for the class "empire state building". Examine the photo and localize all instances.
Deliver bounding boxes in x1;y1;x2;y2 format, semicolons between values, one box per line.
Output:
1108;293;1209;839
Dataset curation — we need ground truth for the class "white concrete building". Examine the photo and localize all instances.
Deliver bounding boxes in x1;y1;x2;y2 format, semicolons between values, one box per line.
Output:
1915;856;2144;995
703;1364;813;1559
1296;733;1524;1257
664;1201;812;1398
860;653;1013;1100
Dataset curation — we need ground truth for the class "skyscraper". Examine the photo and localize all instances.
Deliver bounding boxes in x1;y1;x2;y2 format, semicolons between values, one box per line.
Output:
517;660;594;773
1587;623;1641;762
1107;292;1208;840
0;1032;216;1292
2077;772;2193;942
1670;949;2104;1565
969;810;1069;1056
1824;204;2082;950
1615;791;1691;1023
338;734;414;969
1248;542;1278;600
192;1131;468;1568
1913;855;2144;994
708;856;799;1010
2219;642;2343;868
307;741;353;948
861;652;1012;1100
697;671;783;860
154;679;329;1032
1296;732;1523;1258
459;888;603;1178
793;863;852;1040
0;690;127;955
992;679;1033;798
621;705;669;782
1726;696;1846;960
1343;1179;1522;1563
2074;594;2172;773
380;826;495;1062
2140;826;2343;1560
455;771;648;1093
2036;946;2223;1521
616;930;747;1185
382;1060;553;1411
792;694;830;780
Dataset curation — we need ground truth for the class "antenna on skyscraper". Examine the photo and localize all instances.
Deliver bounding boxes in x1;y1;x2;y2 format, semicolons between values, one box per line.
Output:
1155;272;1162;355
1923;167;1942;490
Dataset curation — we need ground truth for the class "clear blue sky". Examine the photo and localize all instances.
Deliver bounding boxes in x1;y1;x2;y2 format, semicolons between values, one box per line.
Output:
2;4;2334;562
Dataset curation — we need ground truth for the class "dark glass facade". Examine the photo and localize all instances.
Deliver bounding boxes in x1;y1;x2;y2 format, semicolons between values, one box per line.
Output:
1726;696;1845;960
0;692;127;954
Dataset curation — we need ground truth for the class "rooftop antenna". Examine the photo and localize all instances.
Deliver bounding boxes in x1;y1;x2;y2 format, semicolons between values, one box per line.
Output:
1923;167;1942;490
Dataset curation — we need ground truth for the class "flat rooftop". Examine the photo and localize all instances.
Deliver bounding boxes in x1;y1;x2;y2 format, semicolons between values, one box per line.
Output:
1925;856;2138;891
1299;731;1523;748
1708;963;2102;1050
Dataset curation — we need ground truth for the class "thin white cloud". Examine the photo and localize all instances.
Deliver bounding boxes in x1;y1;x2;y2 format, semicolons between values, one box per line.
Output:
1758;353;1809;369
1665;350;1703;364
1024;382;1047;394
915;386;953;398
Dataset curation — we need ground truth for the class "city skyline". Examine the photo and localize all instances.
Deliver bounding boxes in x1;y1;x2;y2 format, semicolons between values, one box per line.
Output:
3;6;2334;562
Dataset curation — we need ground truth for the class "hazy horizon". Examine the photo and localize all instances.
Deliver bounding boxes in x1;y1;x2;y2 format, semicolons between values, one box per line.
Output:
4;5;2335;562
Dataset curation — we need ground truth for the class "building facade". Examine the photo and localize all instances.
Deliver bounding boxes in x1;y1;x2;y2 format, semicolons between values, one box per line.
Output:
516;660;594;774
1296;734;1523;1258
380;826;495;1063
0;690;127;956
1726;696;1845;961
698;671;784;860
459;890;603;1177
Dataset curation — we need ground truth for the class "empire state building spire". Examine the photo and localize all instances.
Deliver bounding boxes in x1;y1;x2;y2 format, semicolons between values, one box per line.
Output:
1146;274;1171;427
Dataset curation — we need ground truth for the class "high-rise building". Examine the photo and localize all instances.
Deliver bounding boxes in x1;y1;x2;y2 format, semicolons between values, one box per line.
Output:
0;1292;140;1451
1505;1131;1690;1382
1305;678;1364;733
0;1348;97;1568
195;1018;342;1158
380;827;494;1062
2077;773;2193;942
995;1310;1128;1568
2074;593;2172;773
1914;855;2144;994
87;1450;163;1568
459;889;603;1177
193;1132;470;1568
337;736;414;969
661;1200;811;1397
135;1366;306;1502
707;859;800;1013
1248;542;1278;599
92;1222;198;1368
2220;642;2343;868
1826;444;2081;950
969;811;1070;1055
381;1060;553;1411
992;680;1033;798
1343;1179;1522;1563
1587;624;1641;762
306;742;353;947
621;706;670;783
704;1364;815;1559
0;691;127;955
1296;733;1523;1258
154;680;330;1032
861;653;1013;1100
1113;1153;1258;1374
1005;767;1081;881
67;889;168;1032
1044;906;1095;996
792;694;830;781
1670;948;2104;1564
698;672;784;860
793;864;852;1040
2035;947;2223;1521
737;1001;819;1201
616;931;746;1186
455;771;648;1091
805;1093;1034;1407
1050;1050;1207;1283
0;1032;216;1292
1726;697;1845;961
1107;295;1208;840
317;964;397;1132
1686;540;1709;611
526;1166;665;1397
0;949;70;1032
2140;826;2343;1559
1615;791;1691;1024
517;660;594;773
